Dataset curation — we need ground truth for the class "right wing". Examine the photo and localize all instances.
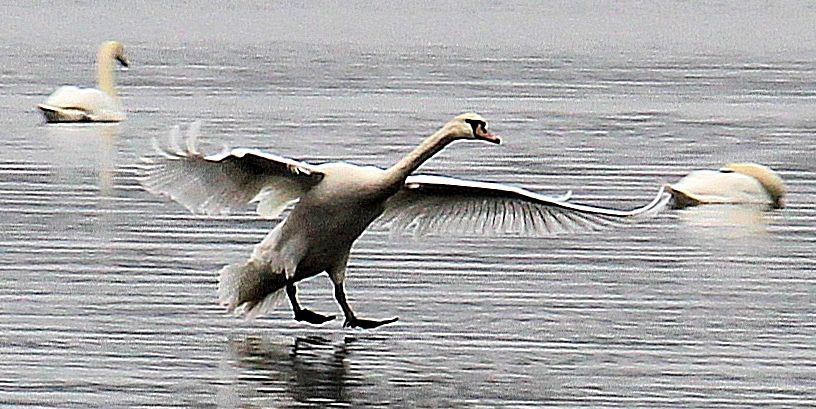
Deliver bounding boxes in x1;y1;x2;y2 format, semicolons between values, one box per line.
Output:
378;174;669;237
139;122;325;218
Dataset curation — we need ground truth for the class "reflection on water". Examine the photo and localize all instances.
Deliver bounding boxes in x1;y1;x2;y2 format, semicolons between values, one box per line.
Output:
676;204;773;237
225;336;353;407
38;124;121;243
44;124;119;195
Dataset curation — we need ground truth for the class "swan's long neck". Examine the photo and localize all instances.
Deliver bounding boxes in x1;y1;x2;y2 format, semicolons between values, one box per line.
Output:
96;44;118;98
384;125;458;187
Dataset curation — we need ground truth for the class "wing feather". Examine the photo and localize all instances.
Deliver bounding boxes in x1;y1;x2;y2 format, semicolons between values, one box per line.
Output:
378;174;669;237
139;122;324;218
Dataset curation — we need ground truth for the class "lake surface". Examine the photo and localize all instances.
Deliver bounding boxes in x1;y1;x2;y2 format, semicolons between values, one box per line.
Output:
1;2;815;407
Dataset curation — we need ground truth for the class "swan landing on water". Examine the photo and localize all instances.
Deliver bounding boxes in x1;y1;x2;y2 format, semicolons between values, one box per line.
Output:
38;41;129;123
140;114;669;329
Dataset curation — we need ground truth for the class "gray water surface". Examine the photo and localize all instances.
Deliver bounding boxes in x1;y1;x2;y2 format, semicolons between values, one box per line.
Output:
2;2;815;408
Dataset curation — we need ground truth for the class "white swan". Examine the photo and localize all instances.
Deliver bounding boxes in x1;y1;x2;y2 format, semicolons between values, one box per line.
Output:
38;41;129;123
140;114;668;329
667;163;786;209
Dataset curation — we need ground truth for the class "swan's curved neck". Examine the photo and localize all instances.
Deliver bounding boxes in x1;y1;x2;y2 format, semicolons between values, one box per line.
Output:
384;125;459;187
96;45;118;98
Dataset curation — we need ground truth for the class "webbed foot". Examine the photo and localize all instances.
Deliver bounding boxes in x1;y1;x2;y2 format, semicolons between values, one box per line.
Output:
343;316;399;329
294;308;336;325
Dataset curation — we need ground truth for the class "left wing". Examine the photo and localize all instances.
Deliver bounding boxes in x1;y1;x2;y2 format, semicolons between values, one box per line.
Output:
377;174;669;237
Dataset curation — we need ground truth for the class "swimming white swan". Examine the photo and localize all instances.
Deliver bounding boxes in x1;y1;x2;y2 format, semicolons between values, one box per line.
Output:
667;163;786;209
38;41;129;123
140;114;668;329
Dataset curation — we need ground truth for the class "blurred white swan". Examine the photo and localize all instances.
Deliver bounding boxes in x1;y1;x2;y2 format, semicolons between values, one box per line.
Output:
667;163;786;209
140;114;668;329
38;41;129;123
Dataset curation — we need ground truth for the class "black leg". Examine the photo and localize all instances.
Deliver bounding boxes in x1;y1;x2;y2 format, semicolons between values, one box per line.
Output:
333;281;398;329
286;281;335;325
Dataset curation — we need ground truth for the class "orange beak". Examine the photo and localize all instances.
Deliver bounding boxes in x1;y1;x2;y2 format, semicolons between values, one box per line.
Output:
478;130;501;144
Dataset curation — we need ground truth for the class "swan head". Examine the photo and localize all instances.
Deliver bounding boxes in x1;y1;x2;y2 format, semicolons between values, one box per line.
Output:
449;112;501;144
101;41;129;68
721;162;787;208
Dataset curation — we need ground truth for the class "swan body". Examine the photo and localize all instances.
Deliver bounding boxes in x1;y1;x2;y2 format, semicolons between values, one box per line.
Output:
141;115;668;329
38;41;129;123
667;163;786;209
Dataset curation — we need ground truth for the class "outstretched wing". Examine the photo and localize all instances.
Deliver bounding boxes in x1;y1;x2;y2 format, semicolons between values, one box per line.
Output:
139;122;324;218
378;174;669;237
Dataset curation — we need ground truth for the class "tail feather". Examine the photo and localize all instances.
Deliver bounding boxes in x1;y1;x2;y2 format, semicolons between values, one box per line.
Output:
244;288;286;320
218;260;287;319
